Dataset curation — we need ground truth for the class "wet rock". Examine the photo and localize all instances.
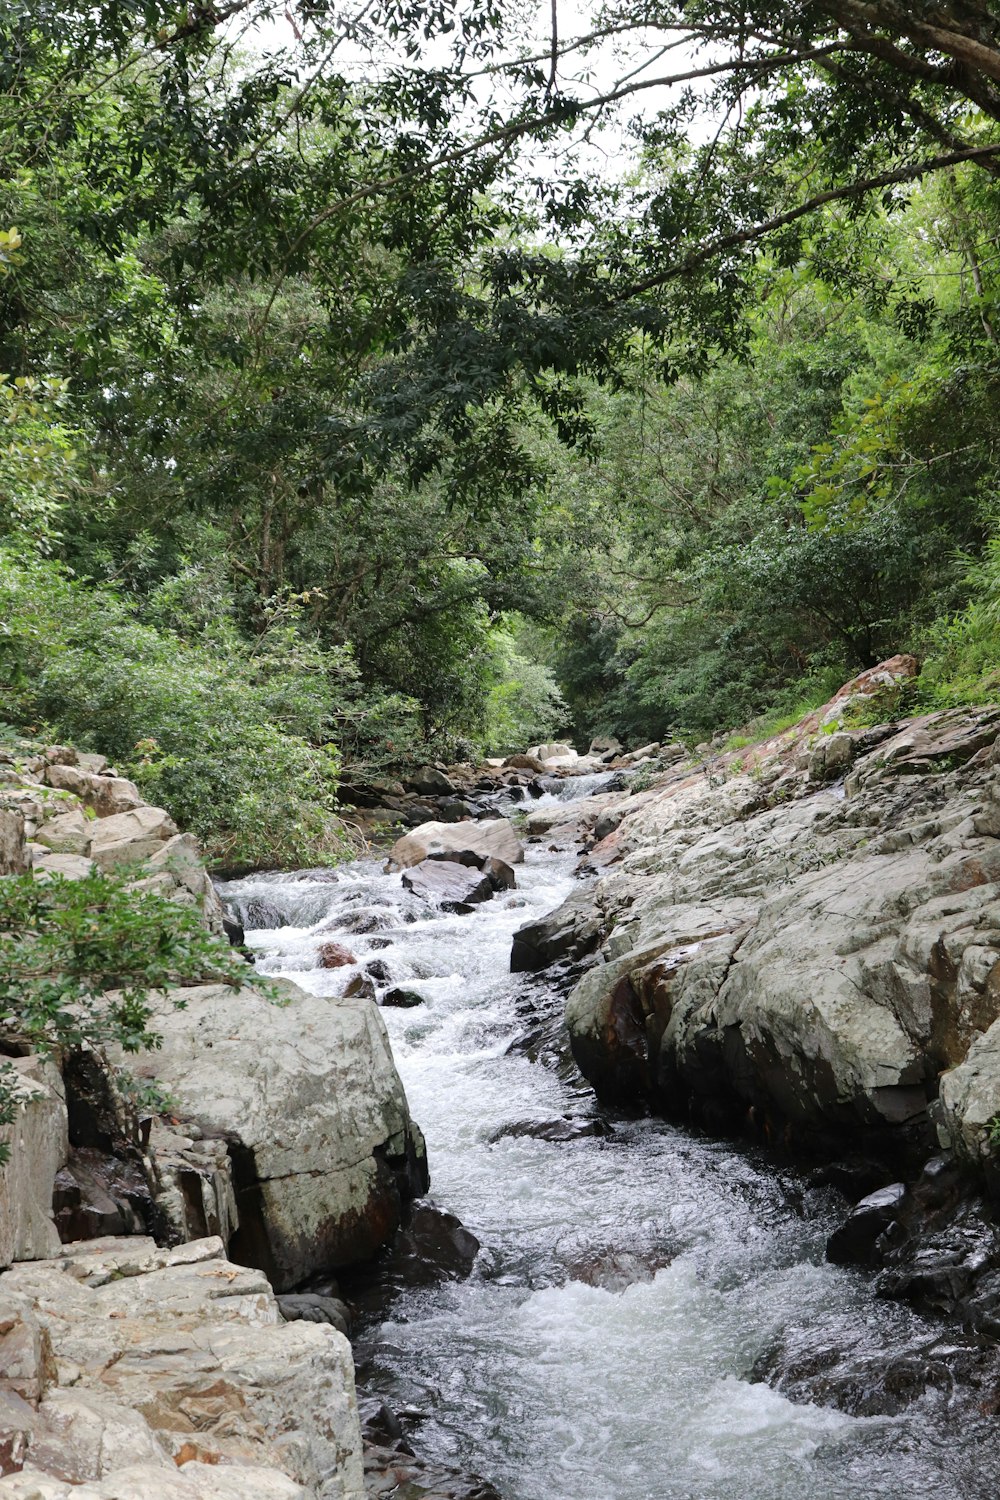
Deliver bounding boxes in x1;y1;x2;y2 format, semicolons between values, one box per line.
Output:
751;1321;1000;1418
343;975;378;1001
222;911;246;947
339;908;394;935
319;941;358;969
558;1240;674;1291
277;1293;351;1337
401;860;494;913
349;1204;480;1300
510;886;605;973
361;1442;501;1500
52;1149;147;1243
826;1183;908;1267
489;1117;614;1143
382;989;424;1009
365;959;393;983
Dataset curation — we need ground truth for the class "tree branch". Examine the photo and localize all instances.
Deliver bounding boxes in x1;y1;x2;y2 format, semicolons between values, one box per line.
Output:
613;141;1000;302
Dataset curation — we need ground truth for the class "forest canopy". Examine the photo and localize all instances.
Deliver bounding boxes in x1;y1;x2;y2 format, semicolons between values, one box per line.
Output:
5;0;1000;862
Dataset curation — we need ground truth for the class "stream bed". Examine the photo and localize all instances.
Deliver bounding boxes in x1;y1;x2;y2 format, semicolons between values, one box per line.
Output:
220;839;1000;1500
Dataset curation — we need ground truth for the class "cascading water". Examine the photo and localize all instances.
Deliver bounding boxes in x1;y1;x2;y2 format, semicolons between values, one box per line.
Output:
219;838;1000;1500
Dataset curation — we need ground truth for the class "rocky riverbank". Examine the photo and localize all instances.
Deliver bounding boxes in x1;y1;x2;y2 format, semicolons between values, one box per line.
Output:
508;658;1000;1344
11;667;1000;1494
0;740;428;1496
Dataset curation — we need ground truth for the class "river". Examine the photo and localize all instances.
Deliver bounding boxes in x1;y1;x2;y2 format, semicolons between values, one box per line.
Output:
219;815;1000;1500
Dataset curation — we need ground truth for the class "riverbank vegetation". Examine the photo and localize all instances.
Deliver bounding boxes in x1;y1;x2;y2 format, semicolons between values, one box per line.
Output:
5;0;1000;862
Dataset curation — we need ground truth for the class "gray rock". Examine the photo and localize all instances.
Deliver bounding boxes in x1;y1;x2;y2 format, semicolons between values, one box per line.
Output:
117;979;427;1289
553;696;1000;1160
0;1058;67;1269
387;818;524;871
0;1235;364;1497
277;1293;350;1337
402;860;495;912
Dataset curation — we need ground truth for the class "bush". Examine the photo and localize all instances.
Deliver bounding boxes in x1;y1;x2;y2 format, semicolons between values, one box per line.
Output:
0;551;348;868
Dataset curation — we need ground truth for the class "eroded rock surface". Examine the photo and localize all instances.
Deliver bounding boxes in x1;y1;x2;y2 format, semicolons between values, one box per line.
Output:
124;980;428;1290
516;671;1000;1166
0;1235;363;1499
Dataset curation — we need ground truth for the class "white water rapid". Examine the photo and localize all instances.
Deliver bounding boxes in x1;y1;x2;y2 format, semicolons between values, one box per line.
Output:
219;836;1000;1500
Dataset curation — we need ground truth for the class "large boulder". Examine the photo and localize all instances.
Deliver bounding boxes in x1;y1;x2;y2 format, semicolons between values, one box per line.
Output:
387;818;523;871
554;701;1000;1162
88;806;178;871
120;979;428;1290
0;1060;68;1269
525;742;575;763
401;860;495;912
403;766;456;797
0;1235;364;1498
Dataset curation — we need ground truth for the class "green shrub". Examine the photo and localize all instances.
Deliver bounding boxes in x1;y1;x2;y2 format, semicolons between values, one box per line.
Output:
0;551;348;868
0;868;250;1164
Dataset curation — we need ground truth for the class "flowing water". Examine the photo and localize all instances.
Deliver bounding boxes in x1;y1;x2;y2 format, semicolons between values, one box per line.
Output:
220;823;1000;1500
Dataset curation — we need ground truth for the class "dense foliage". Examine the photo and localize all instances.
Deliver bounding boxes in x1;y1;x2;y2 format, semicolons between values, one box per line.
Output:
5;0;1000;859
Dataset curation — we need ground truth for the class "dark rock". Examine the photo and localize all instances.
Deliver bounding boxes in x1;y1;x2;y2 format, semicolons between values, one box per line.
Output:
343;974;377;1001
751;1323;1000;1418
391;1203;480;1284
382;987;425;1008
365;958;393;983
402;859;495;912
405;766;457;797
826;1182;908;1266
318;940;357;968
808;1158;899;1202
490;1116;614;1143
437;797;477;822
276;1292;351;1337
510;887;604;972
425;848;516;891
349;1202;480;1298
52;1147;147;1242
338;907;393;935
361;1442;501;1500
359;1399;411;1453
222;911;245;947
